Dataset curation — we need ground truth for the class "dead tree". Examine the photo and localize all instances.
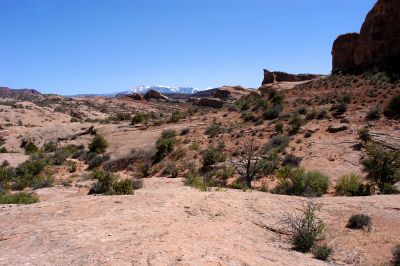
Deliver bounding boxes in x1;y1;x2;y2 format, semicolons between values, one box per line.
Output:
229;139;264;188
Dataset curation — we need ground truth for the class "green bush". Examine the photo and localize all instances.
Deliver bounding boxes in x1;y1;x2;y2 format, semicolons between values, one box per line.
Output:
205;123;223;137
384;93;400;118
88;135;108;154
358;127;371;142
163;163;180;178
12;156;52;190
131;112;150;125
155;130;177;162
336;174;372;196
43;142;57;153
361;142;400;193
283;154;302;167
185;170;207;191
274;167;329;197
313;245;332;261
180;128;190;135
262;105;282;120
201;147;226;168
25;142;38;155
169;111;187;123
289;113;302;135
284;199;326;252
366;106;381;120
346;214;371;229
0;192;39;204
88;170;140;195
264;135;289;153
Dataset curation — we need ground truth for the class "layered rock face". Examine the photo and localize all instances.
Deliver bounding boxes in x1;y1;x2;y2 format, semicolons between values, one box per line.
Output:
262;69;319;85
332;0;400;73
143;90;170;102
0;87;41;98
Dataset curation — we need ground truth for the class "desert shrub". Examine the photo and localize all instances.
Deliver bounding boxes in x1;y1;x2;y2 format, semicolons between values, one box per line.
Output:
262;105;282;120
180;128;190;135
43;142;57;153
131;112;150;125
88;135;108;154
89;170;116;194
304;131;312;138
214;166;234;186
0;147;7;153
283;154;302;167
87;155;106;169
341;94;352;104
0;192;39;204
0;164;14;192
297;106;308;115
185;170;207;191
201;147;226;168
289;113;303;135
346;214;372;229
284;199;326;252
67;161;77;173
384;93;400;118
366;106;381;120
358;127;371;142
393;244;400;266
24;142;38;155
51;145;82;165
12;156;52;190
331;102;347;116
88;170;138;195
264;135;289;153
155;130;177;162
110;112;131;121
313;245;332;261
205;123;223;137
336;174;372;196
361;142;400;193
274;167;329;197
163;163;180;178
241;111;257;123
275;122;284;134
316;109;328;120
112;179;134;195
169;111;187;123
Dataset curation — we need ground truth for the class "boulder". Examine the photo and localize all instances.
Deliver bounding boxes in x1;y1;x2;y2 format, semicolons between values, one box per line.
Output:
332;0;400;73
327;124;348;133
197;98;224;109
127;93;144;101
143;90;170;102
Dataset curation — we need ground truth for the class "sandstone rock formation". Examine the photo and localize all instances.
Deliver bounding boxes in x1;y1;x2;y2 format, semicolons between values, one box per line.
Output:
332;0;400;73
197;97;224;108
262;70;320;85
0;87;41;98
127;93;144;101
143;90;170;102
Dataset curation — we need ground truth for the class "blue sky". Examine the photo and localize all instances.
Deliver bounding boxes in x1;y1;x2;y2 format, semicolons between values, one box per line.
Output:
0;0;375;95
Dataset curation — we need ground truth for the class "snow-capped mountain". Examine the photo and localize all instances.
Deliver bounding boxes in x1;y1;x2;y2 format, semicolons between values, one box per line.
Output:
119;85;200;95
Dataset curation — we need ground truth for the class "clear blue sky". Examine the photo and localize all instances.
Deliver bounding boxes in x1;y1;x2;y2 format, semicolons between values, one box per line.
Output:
0;0;376;95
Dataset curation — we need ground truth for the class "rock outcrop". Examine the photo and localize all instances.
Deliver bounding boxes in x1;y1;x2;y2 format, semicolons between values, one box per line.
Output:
192;86;253;101
143;90;170;102
197;97;224;109
0;87;41;98
127;93;144;101
262;70;320;85
332;0;400;73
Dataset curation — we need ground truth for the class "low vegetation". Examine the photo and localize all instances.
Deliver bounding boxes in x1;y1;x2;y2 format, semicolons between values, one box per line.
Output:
361;142;400;194
155;129;177;162
335;174;372;196
283;199;327;253
89;135;108;154
88;170;143;195
274;167;329;197
0;192;39;204
346;214;372;230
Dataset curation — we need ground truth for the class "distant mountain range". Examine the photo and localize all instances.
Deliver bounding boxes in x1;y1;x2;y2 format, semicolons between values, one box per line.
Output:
117;85;201;96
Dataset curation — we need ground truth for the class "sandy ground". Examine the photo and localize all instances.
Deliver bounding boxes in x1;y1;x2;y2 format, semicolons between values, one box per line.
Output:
1;178;399;266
